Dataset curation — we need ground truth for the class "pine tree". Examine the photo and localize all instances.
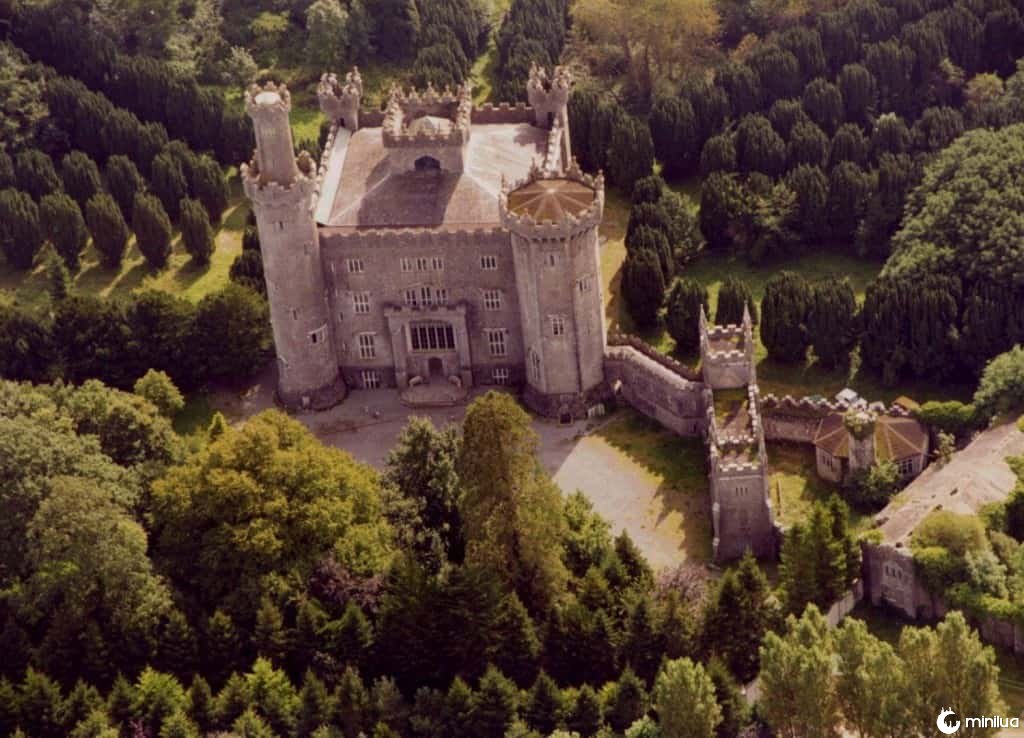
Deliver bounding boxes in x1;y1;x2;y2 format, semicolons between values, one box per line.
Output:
60;681;105;733
665;278;708;353
19;668;64;738
254;596;288;665
107;674;137;727
470;666;517;738
193;156;229;223
605;668;646;733
151;151;188;221
760;271;811;363
208;412;229;441
442;677;475;737
214;673;252;728
158;610;199;681
133;192;173;269
158;711;200;738
714;277;758;326
807;277;858;368
60;151;103;208
105;155;146;219
204;610;241;688
297;671;334;738
621;249;666;330
14;149;61;200
620;596;664;684
85;193;130;268
524;672;564;735
653;658;721;738
706;658;749;738
325;600;374;671
291;599;326;676
39;193;88;271
0;188;43;270
334;665;370;738
180;197;215;265
488;592;540;687
566;684;603;737
187;675;215;734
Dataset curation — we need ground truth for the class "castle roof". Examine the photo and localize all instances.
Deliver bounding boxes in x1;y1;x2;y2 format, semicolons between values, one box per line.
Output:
812;413;928;461
317;120;547;230
506;178;596;221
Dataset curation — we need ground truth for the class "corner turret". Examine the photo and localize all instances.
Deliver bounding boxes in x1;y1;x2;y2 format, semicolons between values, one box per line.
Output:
242;81;346;410
526;63;571;129
318;68;363;132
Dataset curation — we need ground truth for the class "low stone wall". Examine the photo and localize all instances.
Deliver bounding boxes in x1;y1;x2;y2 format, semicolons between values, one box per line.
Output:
762;414;822;443
603;345;706;437
607;333;702;381
825;580;865;626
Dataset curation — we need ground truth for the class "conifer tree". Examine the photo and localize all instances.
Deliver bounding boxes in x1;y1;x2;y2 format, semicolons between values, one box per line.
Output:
290;599;326;676
443;677;475;737
807;277;858;368
653;658;721;738
180;197;215;265
335;666;371;738
0;151;13;189
620;595;664;684
85;193;130;268
470;667;518;738
706;658;749;738
204;610;240;688
19;669;64;738
297;671;334;738
158;711;200;738
253;596;288;665
193;156;229;224
152;151;188;221
605;668;646;733
621;249;666;330
187;675;215;735
15;149;61;200
0;188;43;270
525;672;564;735
60;681;105;733
107;674;137;727
215;673;252;728
665;278;708;353
778;497;858;614
488;592;541;687
649;96;699;176
567;684;603;738
45;248;70;302
158;610;199;681
60;151;103;209
133;192;173;269
760;271;811;363
714;277;757;326
325;600;374;672
40;193;88;271
208;412;229;441
607;117;655;193
105;155;146;219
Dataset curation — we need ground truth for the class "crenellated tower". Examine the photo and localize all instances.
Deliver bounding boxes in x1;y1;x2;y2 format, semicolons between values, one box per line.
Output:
527;63;571;128
500;160;606;419
242;82;346;410
317;68;363;132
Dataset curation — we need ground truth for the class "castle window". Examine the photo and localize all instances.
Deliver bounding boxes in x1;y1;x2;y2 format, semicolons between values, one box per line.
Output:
529;349;542;383
361;370;381;389
353;292;371;314
410;322;456;351
493;367;510;385
347;258;364;273
416;257;430;271
435;288;449;305
550;315;566;336
291;308;299;320
357;333;376;359
432;256;445;271
545;252;559;268
401;258;413;273
578;275;594;293
486;328;507;356
404;288;420;308
480;255;498;270
483;289;502;311
898;458;915;476
276;221;285;231
309;325;327;345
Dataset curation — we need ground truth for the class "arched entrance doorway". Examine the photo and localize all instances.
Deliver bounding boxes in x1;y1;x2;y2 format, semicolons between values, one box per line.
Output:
415;155;441;171
428;356;444;378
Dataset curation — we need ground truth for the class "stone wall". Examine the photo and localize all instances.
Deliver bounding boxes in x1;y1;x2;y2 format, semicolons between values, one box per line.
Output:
602;345;707;437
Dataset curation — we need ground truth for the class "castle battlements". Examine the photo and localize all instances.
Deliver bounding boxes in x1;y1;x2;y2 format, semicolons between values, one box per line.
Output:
381;82;473;148
760;393;912;418
241;152;317;208
499;161;604;239
318;68;363;130
321;226;508;249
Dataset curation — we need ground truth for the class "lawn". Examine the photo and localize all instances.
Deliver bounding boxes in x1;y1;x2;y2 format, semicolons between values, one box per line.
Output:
593;409;713;562
848;602;1024;715
767;442;872;534
0;197;248;310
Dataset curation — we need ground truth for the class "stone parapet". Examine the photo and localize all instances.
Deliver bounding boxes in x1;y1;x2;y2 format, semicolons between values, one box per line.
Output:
761;393;912;418
606;333;702;381
499;160;604;240
471;102;534;124
381;82;473;148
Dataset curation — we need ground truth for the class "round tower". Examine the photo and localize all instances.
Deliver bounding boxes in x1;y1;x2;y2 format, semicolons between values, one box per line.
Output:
242;82;346;410
318;68;363;132
501;160;606;419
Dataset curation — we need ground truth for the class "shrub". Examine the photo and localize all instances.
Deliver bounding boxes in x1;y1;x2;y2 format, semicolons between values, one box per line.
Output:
134;369;185;418
913;511;987;557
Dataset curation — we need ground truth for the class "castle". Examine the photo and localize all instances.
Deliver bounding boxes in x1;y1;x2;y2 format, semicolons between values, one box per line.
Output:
242;66;607;421
242;67;928;565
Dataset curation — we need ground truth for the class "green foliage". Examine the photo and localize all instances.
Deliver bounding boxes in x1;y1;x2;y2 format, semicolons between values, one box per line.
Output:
714;276;757;326
807;277;858;368
735;114;786;176
305;0;351;71
134;369;185;419
914;510;987;558
760;271;811;362
192;156;228;224
607;117;655;193
180;197;214;265
39;192;88;271
664;278;707;352
653;658;721;738
367;0;421;61
974;346;1024;420
45;247;70;302
649;95;699;176
914;400;978;439
0;187;43;270
85;193;130;268
152;410;392;615
779;497;859;614
14;148;61;200
488;593;541;687
787;121;829;169
621;248;665;329
459;392;567;612
191;283;271;383
802;77;844;134
471;666;518;738
133;192;173;269
846;459;900;511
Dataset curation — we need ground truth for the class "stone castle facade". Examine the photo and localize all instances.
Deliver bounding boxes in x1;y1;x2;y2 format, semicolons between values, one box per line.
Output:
243;66;608;420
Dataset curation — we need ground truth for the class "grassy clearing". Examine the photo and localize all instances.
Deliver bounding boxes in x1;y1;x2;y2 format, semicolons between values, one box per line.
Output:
0;198;248;310
595;409;713;560
767;442;871;533
849;602;1024;714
